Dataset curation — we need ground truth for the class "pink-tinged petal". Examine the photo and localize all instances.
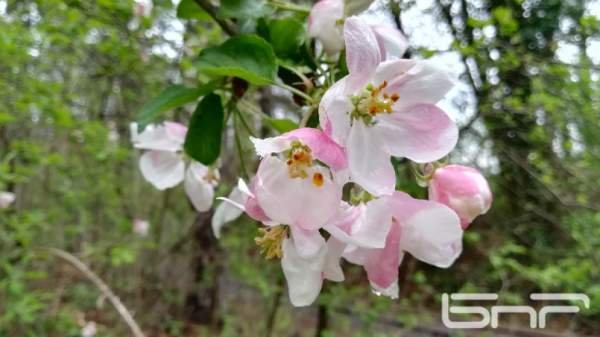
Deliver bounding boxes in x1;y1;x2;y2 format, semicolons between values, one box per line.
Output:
323;237;346;282
252;128;348;171
139;150;185;190
385;60;456;111
244;176;273;223
131;122;185;152
377;104;458;163
290;225;326;259
371;24;408;60
344;17;381;92
255;157;341;230
0;191;15;209
347;121;395;196
164;121;188;144
325;198;393;248
363;220;402;290
373;59;418;86
319;77;353;144
283;128;348;171
308;0;345;55
184;162;216;212
250;136;290;157
212;186;247;239
429;165;492;229
389;192;463;268
281;238;326;307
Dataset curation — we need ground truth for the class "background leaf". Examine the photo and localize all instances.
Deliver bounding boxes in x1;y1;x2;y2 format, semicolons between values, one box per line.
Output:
268;18;305;59
195;35;277;85
176;0;211;21
136;83;216;131
184;93;224;165
264;117;298;133
218;0;271;19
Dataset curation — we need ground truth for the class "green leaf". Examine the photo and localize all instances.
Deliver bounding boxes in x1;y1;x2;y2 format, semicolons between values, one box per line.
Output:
268;17;305;58
265;117;298;133
195;35;277;85
218;0;271;19
177;0;211;21
136;83;217;131
184;93;224;165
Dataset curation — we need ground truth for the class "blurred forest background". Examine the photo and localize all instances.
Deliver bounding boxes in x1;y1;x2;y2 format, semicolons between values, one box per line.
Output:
1;0;599;336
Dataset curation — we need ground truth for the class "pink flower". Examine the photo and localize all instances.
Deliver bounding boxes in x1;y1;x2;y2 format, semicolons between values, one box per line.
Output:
132;219;150;237
133;0;152;17
0;191;15;209
130;122;218;212
428;165;492;229
308;0;345;55
250;128;346;234
308;0;408;58
319;17;458;196
331;192;463;298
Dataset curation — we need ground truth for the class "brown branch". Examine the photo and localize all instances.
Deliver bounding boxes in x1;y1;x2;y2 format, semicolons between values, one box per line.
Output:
192;0;237;36
35;247;146;337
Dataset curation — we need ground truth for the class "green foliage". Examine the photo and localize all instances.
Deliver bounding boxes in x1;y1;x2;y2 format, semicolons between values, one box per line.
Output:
195;34;278;85
264;117;299;133
267;17;306;59
218;0;271;19
184;93;224;165
176;0;211;21
136;83;217;130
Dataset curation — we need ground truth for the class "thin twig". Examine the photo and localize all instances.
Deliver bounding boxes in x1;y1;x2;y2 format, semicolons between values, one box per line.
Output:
192;0;237;36
35;247;146;337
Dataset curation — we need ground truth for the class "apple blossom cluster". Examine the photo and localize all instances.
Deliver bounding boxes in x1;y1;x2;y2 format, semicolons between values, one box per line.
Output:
130;1;492;307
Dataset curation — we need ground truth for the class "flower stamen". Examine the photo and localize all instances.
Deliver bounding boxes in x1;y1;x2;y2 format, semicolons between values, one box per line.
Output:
255;225;289;259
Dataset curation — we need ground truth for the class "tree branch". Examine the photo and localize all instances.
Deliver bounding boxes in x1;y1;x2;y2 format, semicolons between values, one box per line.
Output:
192;0;237;36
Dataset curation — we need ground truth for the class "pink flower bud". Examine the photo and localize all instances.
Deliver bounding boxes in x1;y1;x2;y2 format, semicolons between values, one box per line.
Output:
428;165;492;229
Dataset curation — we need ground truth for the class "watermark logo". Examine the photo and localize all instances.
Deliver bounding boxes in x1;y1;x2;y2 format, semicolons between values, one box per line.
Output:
442;293;590;329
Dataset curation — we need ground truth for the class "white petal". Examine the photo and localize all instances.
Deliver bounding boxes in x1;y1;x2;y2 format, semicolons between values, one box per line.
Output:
0;191;15;209
255;157;341;231
376;104;458;163
184;162;215;212
212;187;247;239
281;238;327;307
323;237;346;282
250;136;290;157
347;121;395;196
392;193;463;268
132;123;185;152
387;60;456;111
290;225;326;259
344;17;381;92
371;24;408;60
308;0;345;55
139;150;185;190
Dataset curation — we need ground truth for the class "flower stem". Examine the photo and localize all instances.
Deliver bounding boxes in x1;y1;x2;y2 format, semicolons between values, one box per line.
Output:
275;82;315;104
268;0;310;13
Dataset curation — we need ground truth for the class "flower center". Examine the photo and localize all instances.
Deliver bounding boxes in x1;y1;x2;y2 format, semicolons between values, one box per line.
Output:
350;81;399;124
284;140;313;177
255;225;288;259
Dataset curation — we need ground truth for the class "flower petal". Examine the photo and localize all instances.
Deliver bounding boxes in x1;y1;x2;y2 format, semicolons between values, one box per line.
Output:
281;238;327;307
385;60;456;111
325;198;393;249
0;191;16;209
212;187;247;239
344;17;381;92
377;104;458;163
184;162;216;212
131;122;186;152
139;150;185;190
390;192;463;268
362;221;402;290
255;156;341;230
308;0;345;55
319;77;354;145
371;24;408;60
290;225;326;259
347;121;395;196
323;237;346;282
